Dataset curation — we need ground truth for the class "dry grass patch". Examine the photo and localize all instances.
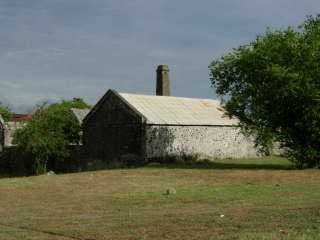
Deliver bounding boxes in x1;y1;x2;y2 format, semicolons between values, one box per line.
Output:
0;157;319;239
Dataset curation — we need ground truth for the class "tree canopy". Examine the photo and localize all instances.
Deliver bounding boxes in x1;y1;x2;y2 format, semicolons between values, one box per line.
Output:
55;98;91;110
13;98;90;174
209;15;320;168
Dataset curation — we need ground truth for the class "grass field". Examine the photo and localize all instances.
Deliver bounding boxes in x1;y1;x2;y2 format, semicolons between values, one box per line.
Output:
0;157;319;240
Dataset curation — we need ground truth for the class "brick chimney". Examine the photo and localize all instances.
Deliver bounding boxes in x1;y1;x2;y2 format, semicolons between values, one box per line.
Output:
156;65;171;96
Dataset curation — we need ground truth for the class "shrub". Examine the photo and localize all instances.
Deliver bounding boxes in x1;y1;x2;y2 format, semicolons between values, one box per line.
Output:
13;99;90;175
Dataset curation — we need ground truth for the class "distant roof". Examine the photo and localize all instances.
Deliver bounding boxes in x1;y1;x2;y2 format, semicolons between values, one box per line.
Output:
71;108;90;124
118;92;238;126
11;114;33;122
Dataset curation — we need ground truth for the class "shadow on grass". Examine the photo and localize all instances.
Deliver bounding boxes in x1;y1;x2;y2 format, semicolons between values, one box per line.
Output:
145;158;294;170
0;222;86;240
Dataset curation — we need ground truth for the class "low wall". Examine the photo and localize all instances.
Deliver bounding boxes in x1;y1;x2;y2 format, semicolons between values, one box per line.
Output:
0;146;85;176
0;147;32;176
145;125;260;159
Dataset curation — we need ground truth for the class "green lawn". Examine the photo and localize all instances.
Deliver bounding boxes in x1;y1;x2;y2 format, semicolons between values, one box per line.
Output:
0;157;319;240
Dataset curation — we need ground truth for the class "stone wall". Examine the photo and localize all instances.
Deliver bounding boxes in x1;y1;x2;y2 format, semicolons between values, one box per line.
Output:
0;146;84;176
145;125;260;159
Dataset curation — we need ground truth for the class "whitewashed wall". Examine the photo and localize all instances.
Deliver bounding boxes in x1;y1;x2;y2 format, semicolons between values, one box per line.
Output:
145;125;260;159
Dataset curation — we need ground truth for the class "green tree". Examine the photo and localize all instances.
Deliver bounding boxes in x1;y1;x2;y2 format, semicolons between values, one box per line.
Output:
57;98;91;110
209;15;320;168
13;98;90;175
0;104;12;122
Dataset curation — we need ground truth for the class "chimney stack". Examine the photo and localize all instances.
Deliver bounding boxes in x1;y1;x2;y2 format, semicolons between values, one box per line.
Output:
156;65;170;96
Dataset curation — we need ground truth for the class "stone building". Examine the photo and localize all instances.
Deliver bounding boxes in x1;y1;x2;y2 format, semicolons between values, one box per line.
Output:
83;65;259;163
4;114;32;147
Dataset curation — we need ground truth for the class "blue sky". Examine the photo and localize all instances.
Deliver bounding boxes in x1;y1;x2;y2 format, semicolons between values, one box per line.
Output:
0;0;319;112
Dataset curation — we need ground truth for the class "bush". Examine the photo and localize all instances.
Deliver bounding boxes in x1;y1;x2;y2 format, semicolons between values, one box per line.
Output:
13;99;90;175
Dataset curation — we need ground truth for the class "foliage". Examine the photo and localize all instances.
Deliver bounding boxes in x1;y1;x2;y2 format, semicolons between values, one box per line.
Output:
56;98;91;110
13;98;90;175
209;15;320;168
0;104;12;122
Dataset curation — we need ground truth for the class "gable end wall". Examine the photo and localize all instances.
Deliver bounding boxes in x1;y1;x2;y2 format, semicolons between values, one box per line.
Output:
83;91;145;164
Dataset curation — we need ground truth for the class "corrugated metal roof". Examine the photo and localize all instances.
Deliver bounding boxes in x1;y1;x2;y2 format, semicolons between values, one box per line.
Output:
119;93;238;126
71;108;90;124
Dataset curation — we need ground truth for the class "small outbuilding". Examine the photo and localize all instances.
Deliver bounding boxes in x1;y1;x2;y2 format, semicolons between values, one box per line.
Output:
4;114;32;147
83;65;259;164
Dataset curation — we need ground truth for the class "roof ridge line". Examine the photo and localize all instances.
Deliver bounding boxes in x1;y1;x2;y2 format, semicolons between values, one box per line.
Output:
118;92;220;102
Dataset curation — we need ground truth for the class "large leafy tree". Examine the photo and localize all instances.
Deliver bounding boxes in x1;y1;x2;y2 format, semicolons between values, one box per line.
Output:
209;15;320;168
13;98;90;174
